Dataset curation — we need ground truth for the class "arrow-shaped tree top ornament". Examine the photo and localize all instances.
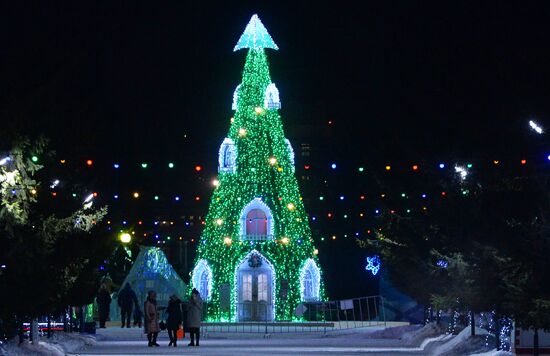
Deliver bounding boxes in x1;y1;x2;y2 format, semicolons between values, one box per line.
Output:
233;14;279;51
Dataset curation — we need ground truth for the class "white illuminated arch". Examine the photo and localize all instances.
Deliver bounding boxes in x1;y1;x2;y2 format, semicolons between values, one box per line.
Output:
232;84;241;111
218;138;237;173
300;258;320;301
192;259;212;301
264;83;281;109
239;198;274;240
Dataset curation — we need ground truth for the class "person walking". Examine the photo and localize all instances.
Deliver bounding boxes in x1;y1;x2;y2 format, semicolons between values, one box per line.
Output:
186;288;203;347
117;283;137;328
166;295;182;347
144;291;160;347
96;284;111;328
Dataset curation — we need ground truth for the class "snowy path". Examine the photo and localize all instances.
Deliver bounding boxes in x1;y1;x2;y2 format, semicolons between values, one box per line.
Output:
68;327;449;355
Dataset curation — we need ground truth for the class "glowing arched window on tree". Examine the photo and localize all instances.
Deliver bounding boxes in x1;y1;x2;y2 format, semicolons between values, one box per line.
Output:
240;198;274;241
218;138;237;173
300;259;320;301
264;83;281;109
232;84;241;111
246;209;268;235
192;259;212;300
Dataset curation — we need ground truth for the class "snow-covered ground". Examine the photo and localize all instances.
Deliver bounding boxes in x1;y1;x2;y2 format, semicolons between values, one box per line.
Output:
1;324;509;355
0;332;95;356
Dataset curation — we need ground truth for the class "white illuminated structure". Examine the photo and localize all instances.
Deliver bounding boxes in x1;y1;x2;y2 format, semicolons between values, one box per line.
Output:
264;83;281;109
300;258;321;301
192;259;213;301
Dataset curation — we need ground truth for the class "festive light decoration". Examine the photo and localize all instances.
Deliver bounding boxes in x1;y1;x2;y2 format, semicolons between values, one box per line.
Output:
119;232;132;243
192;15;323;322
529;119;543;134
264;83;281;109
192;259;213;300
141;163;148;168
233;14;279;51
168;162;175;168
31;156;38;162
83;194;94;203
299;259;321;301
454;165;468;180
0;157;10;166
365;255;381;276
232;85;241;110
86;159;93;166
436;259;448;268
50;179;60;189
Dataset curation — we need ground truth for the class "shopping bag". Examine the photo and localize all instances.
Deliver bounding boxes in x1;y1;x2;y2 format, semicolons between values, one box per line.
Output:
177;327;185;339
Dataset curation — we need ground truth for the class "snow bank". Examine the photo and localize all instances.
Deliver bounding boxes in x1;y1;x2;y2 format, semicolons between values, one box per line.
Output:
431;326;492;355
363;324;422;339
0;332;96;355
401;323;446;346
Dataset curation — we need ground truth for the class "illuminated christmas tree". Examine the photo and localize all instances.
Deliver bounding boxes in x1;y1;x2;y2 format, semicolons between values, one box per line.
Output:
191;14;324;321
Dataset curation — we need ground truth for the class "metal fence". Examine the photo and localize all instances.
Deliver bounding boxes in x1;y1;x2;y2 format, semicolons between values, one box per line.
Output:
201;295;386;334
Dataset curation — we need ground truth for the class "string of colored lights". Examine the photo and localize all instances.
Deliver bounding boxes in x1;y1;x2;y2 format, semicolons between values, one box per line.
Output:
39;156;550;170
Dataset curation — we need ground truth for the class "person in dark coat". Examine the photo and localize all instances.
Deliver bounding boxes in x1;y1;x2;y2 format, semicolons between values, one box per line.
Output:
144;291;160;347
166;295;182;347
96;284;111;328
186;288;203;347
117;283;138;328
133;305;143;328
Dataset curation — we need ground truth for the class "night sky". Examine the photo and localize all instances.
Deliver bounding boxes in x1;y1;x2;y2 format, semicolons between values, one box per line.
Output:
2;2;550;298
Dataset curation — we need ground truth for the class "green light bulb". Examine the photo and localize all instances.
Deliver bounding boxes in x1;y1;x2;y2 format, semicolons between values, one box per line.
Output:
168;162;174;168
31;156;38;162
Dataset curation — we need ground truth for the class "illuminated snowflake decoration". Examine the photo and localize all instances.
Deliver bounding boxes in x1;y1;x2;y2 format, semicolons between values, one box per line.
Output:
365;255;381;276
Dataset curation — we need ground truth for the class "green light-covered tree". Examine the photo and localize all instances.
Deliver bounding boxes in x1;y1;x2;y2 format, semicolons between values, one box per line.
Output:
191;15;324;321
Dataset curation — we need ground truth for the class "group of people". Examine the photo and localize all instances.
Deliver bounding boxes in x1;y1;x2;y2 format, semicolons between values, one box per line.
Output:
145;288;203;347
96;283;203;348
96;283;142;329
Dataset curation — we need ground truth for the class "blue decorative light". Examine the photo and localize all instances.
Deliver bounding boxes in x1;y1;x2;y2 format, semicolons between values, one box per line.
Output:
374;209;380;214
421;194;427;198
331;163;337;169
436;259;448;268
113;163;120;169
114;194;119;199
175;196;180;201
339;195;344;200
439;163;445;169
365;255;381;276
